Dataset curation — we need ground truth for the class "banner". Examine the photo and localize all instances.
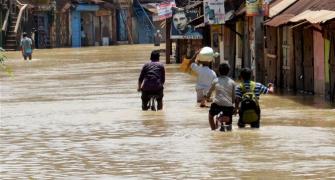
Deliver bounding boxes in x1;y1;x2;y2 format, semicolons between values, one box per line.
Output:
171;8;203;39
204;0;225;24
154;0;176;21
246;0;263;16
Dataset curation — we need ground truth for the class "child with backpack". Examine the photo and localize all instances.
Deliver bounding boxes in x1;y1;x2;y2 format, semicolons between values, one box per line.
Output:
235;68;273;128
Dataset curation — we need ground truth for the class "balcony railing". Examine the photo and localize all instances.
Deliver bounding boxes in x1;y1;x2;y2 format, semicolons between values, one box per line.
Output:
14;0;28;33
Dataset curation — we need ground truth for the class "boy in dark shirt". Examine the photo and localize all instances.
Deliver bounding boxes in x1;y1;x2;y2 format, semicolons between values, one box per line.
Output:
138;50;165;110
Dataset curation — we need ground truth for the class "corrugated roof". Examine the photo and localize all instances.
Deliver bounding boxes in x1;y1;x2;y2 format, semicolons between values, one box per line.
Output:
309;1;335;11
290;10;335;23
265;14;295;26
266;0;335;27
236;0;289;16
269;0;285;7
142;3;157;14
269;0;297;18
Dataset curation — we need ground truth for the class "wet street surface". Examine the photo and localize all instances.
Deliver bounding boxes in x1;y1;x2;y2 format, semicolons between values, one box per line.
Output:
1;45;335;179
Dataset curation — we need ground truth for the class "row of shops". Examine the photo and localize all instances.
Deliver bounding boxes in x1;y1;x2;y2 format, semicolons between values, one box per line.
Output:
167;0;335;102
1;0;164;49
264;0;335;101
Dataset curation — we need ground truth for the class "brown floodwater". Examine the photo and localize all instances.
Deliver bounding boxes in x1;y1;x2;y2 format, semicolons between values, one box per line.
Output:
1;45;334;179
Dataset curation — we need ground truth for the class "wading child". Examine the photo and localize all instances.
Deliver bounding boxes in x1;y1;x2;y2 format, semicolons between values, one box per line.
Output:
190;47;217;107
207;63;236;131
20;32;33;60
235;68;273;128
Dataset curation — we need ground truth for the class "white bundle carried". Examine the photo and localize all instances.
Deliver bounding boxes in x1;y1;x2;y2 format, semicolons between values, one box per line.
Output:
197;47;220;63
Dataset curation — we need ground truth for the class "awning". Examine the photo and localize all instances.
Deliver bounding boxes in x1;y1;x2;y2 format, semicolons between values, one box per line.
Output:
90;0;105;3
269;0;297;18
265;14;295;27
235;6;245;16
141;3;158;14
290;10;335;24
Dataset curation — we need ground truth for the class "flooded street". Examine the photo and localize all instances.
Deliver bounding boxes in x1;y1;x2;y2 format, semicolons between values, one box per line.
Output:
1;45;335;179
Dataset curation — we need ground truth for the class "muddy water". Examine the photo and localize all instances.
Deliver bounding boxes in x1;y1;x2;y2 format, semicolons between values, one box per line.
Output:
1;45;334;179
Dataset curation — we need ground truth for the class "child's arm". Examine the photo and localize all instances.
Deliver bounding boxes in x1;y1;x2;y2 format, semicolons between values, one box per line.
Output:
257;82;274;95
267;83;274;93
190;49;200;64
206;82;216;98
233;85;242;115
138;65;146;92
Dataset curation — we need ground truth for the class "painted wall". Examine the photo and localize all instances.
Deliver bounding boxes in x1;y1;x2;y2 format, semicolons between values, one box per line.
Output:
313;30;325;95
93;15;100;45
117;9;128;41
82;12;94;46
71;11;81;47
265;26;277;85
303;28;314;93
71;4;99;47
235;20;244;77
325;39;330;85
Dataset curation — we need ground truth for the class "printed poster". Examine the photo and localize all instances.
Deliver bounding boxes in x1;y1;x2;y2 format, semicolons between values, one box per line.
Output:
154;0;176;21
204;0;225;24
171;8;203;39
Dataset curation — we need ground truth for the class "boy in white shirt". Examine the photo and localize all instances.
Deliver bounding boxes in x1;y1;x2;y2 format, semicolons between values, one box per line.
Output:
190;48;217;107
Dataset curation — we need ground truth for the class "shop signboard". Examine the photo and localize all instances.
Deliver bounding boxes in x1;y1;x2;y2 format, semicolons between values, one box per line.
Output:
246;0;263;16
154;0;176;21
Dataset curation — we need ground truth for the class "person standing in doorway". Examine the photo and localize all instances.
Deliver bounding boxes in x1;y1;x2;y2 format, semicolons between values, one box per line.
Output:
31;28;36;48
20;32;33;60
32;28;38;48
154;29;162;46
81;27;86;46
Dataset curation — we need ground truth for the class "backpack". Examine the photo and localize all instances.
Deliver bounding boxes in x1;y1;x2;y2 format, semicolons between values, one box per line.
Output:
240;81;259;123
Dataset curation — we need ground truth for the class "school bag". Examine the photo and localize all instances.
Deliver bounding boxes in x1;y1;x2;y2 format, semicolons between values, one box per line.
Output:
240;81;259;123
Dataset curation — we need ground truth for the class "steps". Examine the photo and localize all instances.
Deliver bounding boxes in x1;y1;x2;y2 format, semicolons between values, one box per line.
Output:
4;15;19;51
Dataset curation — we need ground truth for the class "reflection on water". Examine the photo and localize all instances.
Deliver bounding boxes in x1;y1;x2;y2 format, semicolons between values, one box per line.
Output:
1;45;335;179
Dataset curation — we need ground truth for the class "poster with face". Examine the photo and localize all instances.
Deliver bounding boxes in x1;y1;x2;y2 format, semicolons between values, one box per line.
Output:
204;0;225;24
171;8;203;39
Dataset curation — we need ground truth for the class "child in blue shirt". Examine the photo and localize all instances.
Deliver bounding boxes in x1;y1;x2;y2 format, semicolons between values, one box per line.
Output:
235;68;273;128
